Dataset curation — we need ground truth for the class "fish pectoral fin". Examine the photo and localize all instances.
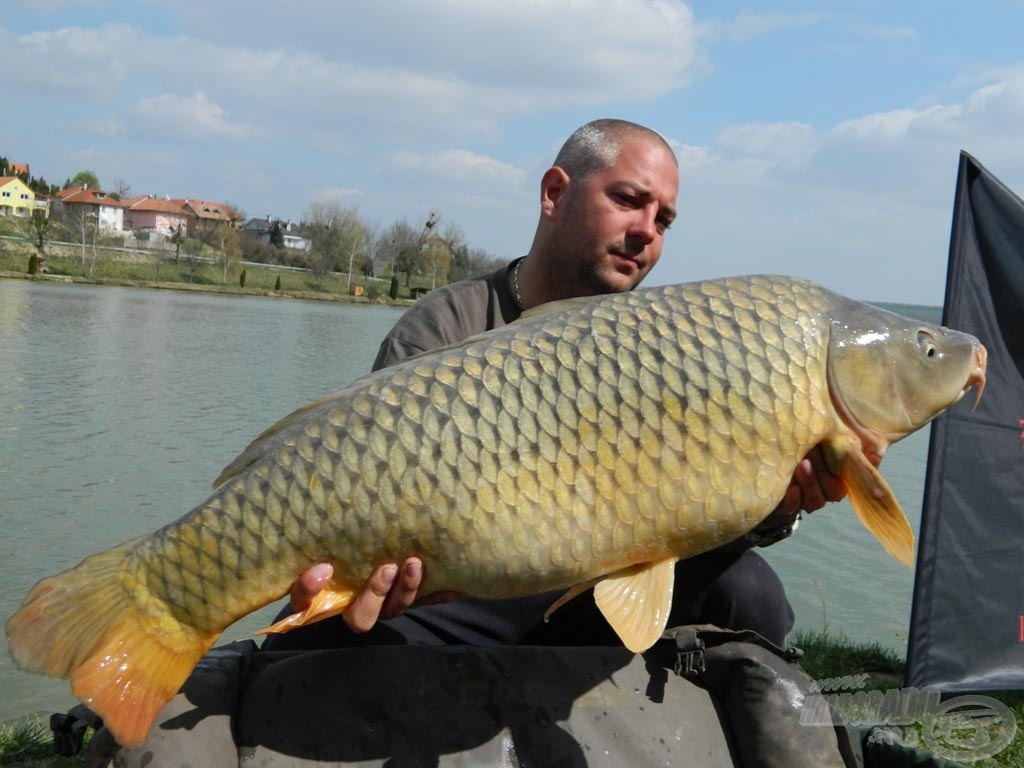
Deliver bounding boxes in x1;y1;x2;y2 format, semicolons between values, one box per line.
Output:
833;439;915;569
255;584;357;635
593;557;678;653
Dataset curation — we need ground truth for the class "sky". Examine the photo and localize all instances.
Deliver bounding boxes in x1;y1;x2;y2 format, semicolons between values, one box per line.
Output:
2;1;1023;305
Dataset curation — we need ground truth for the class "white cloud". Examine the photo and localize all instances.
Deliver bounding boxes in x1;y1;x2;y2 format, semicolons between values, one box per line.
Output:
717;122;817;162
3;3;706;148
658;68;1024;303
316;187;365;202
87;117;125;137
670;142;714;171
723;11;832;43
148;1;706;110
14;0;109;12
832;108;940;141
129;91;261;142
5;23;137;99
855;24;917;40
386;150;526;187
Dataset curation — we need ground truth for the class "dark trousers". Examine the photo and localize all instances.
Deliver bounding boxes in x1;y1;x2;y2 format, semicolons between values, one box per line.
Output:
261;548;794;652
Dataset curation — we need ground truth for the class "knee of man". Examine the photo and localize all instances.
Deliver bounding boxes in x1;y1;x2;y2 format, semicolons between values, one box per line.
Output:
707;552;794;640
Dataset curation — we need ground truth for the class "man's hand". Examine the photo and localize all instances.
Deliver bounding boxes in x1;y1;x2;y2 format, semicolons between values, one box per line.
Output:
289;558;458;634
756;445;850;531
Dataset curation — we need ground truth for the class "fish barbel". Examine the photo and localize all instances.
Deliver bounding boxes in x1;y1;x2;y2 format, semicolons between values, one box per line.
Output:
6;275;986;746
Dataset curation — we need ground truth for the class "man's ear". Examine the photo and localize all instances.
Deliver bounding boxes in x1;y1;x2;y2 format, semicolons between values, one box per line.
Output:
540;167;571;217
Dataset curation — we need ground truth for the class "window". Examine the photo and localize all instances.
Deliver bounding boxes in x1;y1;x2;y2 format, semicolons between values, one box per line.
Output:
1;191;10;198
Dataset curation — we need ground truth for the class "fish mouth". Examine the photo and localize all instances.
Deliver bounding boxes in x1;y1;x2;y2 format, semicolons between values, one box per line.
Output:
967;343;987;409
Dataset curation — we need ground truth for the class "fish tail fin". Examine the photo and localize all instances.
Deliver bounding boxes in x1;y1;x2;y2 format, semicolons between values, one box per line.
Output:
5;543;217;747
829;440;916;568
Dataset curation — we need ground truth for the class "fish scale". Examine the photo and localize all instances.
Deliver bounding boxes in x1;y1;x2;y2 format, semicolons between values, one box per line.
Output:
6;275;987;748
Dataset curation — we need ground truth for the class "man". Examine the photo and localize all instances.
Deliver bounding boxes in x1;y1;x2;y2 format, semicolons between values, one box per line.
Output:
264;119;845;651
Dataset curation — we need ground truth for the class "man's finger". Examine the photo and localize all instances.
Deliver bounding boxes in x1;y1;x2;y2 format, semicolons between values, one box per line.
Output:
342;564;398;633
761;480;801;527
794;458;828;513
289;562;334;611
379;558;424;620
805;447;849;504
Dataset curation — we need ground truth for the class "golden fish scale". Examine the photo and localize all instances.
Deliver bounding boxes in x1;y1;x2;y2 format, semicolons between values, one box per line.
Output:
127;276;839;637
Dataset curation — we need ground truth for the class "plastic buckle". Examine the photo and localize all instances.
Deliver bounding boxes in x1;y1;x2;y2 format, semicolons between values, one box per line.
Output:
50;712;88;757
673;631;706;677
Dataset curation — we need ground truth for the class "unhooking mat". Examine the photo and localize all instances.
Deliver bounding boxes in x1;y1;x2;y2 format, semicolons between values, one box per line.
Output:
60;626;965;768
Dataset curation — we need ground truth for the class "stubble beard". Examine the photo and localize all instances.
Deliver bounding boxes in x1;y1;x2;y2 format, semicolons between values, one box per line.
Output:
579;244;646;296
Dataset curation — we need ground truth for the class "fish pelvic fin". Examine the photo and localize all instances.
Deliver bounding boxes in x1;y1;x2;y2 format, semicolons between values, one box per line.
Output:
255;583;357;635
826;437;915;569
5;543;218;748
543;576;607;621
593;557;679;653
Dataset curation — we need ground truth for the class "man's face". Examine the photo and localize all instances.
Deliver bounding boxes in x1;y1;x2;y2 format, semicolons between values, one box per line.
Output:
554;138;679;296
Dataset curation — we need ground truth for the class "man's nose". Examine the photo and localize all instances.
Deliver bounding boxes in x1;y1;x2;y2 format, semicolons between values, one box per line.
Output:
627;207;658;244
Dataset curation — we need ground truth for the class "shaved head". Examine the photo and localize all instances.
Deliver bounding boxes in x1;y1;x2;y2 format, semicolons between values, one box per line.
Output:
553;119;677;181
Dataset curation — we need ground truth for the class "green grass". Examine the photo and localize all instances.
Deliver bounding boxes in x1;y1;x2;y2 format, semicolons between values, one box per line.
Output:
793;629;1024;767
0;238;402;301
793;629;906;689
0;716;88;768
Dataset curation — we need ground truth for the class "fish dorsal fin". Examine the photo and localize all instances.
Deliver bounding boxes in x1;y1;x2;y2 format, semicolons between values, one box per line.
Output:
827;437;915;568
593;557;679;652
519;295;599;321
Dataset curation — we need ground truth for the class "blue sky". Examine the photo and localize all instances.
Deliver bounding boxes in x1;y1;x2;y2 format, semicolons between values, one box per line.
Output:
3;1;1023;304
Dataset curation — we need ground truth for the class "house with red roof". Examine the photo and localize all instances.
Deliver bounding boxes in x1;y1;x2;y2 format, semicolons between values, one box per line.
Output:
56;184;126;232
122;195;191;236
169;198;241;238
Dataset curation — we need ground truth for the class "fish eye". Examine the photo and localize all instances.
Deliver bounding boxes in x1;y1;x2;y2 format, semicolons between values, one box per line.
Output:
917;330;937;358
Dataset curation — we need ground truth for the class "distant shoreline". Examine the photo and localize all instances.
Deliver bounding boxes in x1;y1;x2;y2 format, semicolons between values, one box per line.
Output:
0;270;415;307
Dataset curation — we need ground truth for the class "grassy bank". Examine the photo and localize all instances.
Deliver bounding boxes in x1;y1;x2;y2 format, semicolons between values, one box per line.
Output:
2;630;1020;766
793;630;1023;767
0;238;414;305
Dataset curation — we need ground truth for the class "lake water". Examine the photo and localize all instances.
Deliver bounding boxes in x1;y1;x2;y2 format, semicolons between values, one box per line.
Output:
0;279;939;724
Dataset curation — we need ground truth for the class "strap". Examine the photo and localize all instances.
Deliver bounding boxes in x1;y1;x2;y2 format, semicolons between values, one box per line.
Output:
664;625;804;678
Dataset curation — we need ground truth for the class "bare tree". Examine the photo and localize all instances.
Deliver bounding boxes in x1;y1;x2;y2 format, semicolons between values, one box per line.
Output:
59;205;97;274
449;246;505;283
377;213;438;288
168;224;185;263
111;177;132;201
207;221;242;284
424;221;467;289
183;238;203;283
31;209;50;252
301;200;374;288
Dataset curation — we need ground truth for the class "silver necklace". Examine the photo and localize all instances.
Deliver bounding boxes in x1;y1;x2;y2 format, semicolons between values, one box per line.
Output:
512;257;525;310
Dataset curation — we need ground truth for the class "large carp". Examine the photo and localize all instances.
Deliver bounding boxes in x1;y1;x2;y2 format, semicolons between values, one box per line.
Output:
7;275;985;747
